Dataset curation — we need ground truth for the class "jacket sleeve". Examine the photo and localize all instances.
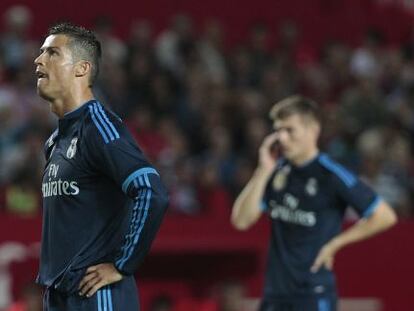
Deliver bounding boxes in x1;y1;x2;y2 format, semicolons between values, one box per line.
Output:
83;104;169;275
114;170;168;275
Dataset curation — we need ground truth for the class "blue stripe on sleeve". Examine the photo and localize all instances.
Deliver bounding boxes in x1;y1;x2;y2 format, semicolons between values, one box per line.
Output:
116;182;144;267
97;290;102;311
121;191;146;263
107;287;113;311
144;172;151;187
318;298;330;311
118;195;150;269
88;106;109;144
97;103;120;139
116;177;145;269
363;196;381;218
129;187;151;255
92;103;114;142
319;154;357;187
102;288;108;311
122;167;159;193
118;174;152;269
117;181;140;258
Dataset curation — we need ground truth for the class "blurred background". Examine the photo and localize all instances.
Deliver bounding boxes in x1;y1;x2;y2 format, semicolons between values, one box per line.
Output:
0;0;413;310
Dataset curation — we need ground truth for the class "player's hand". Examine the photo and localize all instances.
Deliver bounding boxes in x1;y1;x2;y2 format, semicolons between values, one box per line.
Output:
258;132;279;171
78;263;123;298
310;242;338;273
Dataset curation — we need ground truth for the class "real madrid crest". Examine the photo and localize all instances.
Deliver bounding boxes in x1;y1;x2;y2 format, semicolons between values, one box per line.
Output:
305;178;318;196
66;137;78;159
272;165;291;191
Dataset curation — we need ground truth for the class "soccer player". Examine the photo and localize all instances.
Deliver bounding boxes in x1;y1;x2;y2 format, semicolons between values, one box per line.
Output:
34;23;169;310
231;96;397;311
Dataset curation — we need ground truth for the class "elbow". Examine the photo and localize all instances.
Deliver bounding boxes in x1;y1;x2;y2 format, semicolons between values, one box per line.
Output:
154;181;170;212
149;175;169;212
162;191;170;209
375;201;398;230
159;192;169;214
230;202;261;231
232;221;251;231
387;209;398;228
383;202;398;229
230;214;252;231
149;189;169;219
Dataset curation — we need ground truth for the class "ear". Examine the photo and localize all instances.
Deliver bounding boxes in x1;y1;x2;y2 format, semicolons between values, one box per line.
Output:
74;61;91;78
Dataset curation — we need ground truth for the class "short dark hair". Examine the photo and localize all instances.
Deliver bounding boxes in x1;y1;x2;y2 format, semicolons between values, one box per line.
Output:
269;95;321;123
48;22;102;86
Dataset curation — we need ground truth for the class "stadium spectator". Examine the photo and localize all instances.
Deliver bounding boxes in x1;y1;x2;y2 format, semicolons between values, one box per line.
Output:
0;7;413;221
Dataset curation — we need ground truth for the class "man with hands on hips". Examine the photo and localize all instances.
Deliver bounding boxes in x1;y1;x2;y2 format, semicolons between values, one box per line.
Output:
231;95;397;311
35;22;168;310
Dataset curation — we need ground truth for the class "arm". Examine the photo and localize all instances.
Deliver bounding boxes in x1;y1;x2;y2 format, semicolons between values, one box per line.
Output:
79;172;168;298
311;200;397;272
114;171;169;274
79;173;168;297
78;113;168;297
231;132;278;230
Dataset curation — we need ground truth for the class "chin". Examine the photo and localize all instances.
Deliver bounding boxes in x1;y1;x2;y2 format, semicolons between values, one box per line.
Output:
37;87;54;102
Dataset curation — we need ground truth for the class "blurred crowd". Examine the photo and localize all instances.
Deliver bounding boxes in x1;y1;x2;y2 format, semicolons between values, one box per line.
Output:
0;5;413;220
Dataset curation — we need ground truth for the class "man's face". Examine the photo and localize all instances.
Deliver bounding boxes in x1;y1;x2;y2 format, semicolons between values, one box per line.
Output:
273;114;319;162
34;34;75;101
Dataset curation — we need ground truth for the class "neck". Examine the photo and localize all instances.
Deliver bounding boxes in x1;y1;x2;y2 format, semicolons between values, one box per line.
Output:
290;147;319;166
50;87;94;118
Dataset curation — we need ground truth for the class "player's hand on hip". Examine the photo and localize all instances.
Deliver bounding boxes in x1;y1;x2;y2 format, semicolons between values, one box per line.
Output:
310;243;337;273
258;132;279;171
78;263;123;298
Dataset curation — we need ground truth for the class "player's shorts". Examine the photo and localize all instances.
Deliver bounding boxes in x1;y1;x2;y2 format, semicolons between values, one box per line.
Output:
259;293;337;311
43;275;139;311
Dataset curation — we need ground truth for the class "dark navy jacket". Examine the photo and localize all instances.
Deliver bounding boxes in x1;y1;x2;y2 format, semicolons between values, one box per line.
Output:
37;99;168;294
261;153;380;298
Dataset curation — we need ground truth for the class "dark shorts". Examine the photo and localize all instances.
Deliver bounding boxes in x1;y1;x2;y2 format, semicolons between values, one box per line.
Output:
43;276;139;311
259;293;337;311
